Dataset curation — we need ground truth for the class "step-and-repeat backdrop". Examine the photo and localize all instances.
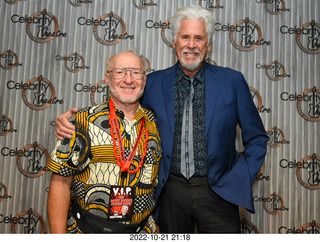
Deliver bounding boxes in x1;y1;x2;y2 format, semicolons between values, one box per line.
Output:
0;0;319;234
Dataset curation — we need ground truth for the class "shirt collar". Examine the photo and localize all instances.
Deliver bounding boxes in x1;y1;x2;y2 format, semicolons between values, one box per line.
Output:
102;98;149;123
176;62;205;85
133;105;149;122
116;105;148;123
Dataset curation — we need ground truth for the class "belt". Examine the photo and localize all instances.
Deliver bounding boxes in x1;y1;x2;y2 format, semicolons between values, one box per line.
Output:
169;173;208;186
70;201;148;233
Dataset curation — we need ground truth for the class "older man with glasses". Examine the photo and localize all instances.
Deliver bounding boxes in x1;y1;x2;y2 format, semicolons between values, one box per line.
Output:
47;50;162;234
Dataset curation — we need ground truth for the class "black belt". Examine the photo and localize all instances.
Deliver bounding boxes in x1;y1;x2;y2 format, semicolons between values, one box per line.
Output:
169;173;208;186
71;202;148;233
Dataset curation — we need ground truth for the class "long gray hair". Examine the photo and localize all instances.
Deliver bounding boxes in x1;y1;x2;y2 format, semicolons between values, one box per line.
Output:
171;5;216;45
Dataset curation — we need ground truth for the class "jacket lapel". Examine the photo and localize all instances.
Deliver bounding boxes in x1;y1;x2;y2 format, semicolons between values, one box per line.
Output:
161;64;176;138
160;62;219;138
205;62;219;136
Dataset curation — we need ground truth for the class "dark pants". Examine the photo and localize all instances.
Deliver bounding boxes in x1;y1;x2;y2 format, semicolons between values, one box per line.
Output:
159;174;241;233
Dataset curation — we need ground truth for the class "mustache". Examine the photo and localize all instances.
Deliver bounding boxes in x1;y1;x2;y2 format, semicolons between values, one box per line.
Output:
182;49;200;54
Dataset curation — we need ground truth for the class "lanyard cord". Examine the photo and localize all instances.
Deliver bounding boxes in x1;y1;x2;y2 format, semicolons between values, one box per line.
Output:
108;99;149;174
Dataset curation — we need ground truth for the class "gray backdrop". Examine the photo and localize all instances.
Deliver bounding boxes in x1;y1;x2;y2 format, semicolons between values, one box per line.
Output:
0;0;319;234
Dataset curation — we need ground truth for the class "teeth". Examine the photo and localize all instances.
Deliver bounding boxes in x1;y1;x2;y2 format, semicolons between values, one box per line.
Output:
185;53;197;56
122;87;135;90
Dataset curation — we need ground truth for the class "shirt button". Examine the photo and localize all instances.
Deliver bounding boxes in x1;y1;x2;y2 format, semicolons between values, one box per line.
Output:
162;179;166;184
166;155;171;159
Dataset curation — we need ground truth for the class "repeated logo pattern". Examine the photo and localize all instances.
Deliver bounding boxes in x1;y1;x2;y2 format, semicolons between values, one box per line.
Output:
0;0;318;234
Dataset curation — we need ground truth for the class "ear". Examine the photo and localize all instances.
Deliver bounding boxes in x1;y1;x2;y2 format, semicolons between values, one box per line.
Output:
207;42;212;52
144;75;147;86
172;41;176;49
104;72;109;85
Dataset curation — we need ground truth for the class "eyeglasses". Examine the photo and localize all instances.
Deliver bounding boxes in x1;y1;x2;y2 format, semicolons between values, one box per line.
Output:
107;68;146;79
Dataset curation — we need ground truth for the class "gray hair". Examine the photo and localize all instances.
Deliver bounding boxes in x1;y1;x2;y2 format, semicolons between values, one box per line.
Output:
171;5;216;45
106;49;147;71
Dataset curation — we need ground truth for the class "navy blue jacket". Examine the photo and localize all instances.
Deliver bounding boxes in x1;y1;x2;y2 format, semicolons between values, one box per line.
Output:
141;62;269;215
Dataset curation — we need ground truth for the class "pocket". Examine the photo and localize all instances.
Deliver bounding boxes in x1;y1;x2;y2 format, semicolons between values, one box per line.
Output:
217;101;236;112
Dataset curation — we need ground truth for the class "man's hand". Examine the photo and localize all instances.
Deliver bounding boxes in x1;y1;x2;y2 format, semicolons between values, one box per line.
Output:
55;108;78;140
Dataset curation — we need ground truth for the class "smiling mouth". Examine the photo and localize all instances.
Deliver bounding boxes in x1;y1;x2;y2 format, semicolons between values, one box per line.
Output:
183;51;199;58
121;86;136;90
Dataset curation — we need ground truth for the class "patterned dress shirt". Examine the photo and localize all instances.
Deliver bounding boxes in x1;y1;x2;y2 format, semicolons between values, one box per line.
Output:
170;63;207;178
48;100;162;233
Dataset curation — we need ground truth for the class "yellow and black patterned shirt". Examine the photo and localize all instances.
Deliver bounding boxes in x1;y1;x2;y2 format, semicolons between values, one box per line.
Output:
48;100;162;233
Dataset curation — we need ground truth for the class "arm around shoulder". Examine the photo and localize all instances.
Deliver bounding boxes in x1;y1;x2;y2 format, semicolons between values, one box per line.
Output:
55;108;78;140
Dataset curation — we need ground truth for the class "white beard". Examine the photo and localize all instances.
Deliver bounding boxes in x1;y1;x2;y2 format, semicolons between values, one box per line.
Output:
180;57;201;72
109;84;145;105
180;49;202;71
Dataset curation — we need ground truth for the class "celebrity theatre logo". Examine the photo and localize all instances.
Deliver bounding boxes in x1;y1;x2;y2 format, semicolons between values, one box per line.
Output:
0;115;17;136
0;50;22;70
16;142;49;178
281;87;320;122
68;0;92;7
256;61;290;81
263;61;290;81
132;0;157;10
10;208;45;234
19;75;63;110
77;12;134;46
199;0;223;12
228;17;271;51
266;126;289;148
280;20;320;54
296;153;320;190
11;9;67;43
56;52;89;73
262;193;288;215
253;193;288;215
0;142;49;178
264;0;289;15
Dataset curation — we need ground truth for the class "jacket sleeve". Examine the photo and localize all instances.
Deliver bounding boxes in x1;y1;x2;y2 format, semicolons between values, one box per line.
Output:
236;73;269;185
212;71;269;213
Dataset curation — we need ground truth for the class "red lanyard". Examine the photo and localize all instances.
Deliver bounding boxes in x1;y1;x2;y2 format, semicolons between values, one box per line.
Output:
108;99;149;173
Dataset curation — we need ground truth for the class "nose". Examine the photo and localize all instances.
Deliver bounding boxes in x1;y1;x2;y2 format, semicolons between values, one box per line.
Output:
123;70;134;83
187;37;196;48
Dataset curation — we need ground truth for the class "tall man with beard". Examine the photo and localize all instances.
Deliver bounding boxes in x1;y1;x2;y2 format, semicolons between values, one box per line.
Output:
54;6;268;233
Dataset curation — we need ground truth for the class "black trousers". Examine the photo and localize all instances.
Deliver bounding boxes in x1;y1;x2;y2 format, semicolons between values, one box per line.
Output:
159;174;241;233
